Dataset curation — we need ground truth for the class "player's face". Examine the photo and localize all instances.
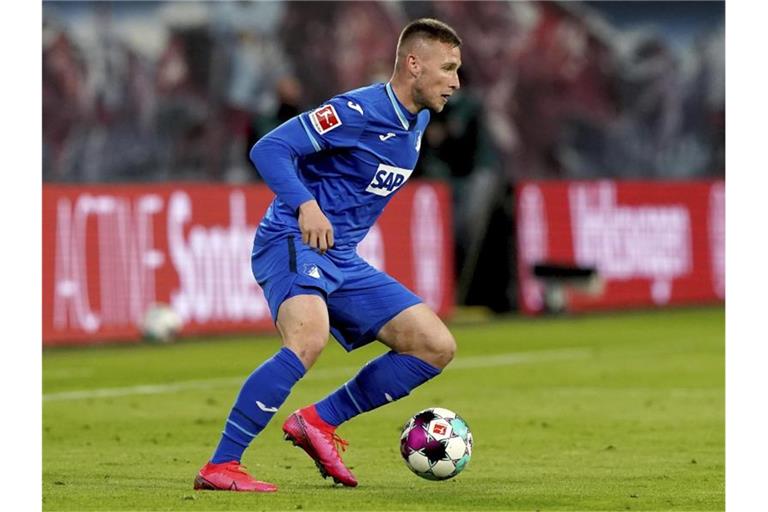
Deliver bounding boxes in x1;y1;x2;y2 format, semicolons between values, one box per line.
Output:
412;41;461;113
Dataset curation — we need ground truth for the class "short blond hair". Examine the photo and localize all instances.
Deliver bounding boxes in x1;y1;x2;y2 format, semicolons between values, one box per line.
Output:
397;18;462;52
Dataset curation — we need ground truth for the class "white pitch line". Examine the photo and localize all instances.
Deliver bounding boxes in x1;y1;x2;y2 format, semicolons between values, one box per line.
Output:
448;348;591;370
43;348;591;402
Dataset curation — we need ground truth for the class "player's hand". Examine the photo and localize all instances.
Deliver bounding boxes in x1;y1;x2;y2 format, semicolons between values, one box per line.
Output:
298;200;335;253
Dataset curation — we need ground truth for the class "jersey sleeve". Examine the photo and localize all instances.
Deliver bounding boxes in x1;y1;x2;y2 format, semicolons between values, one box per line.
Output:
297;95;368;151
249;95;367;212
249;117;317;211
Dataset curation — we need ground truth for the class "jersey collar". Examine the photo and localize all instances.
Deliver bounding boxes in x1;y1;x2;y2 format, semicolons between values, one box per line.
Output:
385;82;415;130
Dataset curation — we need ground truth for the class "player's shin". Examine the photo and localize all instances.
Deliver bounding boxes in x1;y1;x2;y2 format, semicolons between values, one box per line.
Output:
211;347;306;463
314;350;440;427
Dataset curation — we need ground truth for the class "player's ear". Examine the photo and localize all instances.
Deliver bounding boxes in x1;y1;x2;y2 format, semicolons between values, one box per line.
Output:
407;54;421;78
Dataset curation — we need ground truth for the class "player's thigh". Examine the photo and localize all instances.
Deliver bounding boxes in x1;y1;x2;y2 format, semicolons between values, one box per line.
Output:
326;268;421;352
376;303;456;369
276;293;330;369
252;234;344;321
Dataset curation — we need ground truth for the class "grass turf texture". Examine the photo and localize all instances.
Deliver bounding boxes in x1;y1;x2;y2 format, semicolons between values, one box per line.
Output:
43;307;724;511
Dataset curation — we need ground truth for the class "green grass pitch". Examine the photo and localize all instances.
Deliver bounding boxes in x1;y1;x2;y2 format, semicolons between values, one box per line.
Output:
43;307;724;511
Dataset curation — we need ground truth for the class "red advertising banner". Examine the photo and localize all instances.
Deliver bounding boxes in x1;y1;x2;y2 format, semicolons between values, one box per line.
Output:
516;180;724;314
43;182;454;345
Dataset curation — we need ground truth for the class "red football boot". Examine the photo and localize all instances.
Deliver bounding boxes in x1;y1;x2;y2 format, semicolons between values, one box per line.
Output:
282;405;358;487
193;461;278;492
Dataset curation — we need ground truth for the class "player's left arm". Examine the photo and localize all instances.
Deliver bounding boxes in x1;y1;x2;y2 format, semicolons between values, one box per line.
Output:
249;96;368;209
249;96;368;252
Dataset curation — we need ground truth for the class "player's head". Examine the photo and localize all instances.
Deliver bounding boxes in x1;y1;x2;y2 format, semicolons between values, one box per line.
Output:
394;18;462;113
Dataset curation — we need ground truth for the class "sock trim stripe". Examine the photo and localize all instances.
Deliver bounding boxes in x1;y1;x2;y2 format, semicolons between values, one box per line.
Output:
232;406;252;420
226;419;256;438
344;382;364;414
221;430;250;448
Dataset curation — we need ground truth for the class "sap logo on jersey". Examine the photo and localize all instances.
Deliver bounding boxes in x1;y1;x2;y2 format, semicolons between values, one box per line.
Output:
365;164;414;197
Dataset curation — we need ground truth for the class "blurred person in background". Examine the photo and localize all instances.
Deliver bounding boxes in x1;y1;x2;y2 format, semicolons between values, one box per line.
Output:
42;0;724;186
155;30;210;179
43;24;88;182
216;0;292;182
414;69;508;307
245;75;305;169
194;18;462;492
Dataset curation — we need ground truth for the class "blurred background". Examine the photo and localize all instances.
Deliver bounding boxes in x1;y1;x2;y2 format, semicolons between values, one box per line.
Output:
42;0;725;345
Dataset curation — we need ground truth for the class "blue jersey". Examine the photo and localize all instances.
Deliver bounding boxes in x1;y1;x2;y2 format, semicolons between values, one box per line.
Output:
250;82;431;252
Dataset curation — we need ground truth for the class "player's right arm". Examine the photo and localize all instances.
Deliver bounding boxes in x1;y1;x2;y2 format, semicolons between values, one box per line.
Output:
250;97;367;253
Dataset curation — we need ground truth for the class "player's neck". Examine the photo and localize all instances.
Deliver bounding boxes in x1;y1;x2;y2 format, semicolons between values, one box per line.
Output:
388;76;420;114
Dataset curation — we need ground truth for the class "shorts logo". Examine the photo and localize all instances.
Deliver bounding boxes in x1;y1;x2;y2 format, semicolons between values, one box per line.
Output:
309;105;342;134
302;263;321;279
365;163;414;197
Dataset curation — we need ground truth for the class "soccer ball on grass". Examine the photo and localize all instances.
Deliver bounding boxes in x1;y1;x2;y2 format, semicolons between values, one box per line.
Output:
141;303;182;343
400;407;473;480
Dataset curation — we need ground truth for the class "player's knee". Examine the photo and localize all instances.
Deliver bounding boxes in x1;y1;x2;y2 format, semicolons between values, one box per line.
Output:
421;329;456;370
283;331;328;369
276;295;330;369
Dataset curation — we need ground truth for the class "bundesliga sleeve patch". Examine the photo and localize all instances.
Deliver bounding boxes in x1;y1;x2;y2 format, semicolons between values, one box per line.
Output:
309;104;342;135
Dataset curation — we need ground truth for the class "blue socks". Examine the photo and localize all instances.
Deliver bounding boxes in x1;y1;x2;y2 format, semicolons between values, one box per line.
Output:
315;351;441;427
211;347;306;463
211;348;440;462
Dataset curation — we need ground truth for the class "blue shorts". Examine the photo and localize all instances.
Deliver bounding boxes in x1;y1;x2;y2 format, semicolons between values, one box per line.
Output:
252;235;423;351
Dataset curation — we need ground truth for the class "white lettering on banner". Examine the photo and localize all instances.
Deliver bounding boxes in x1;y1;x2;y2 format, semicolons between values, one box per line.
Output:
517;185;548;312
110;195;164;327
411;186;443;310
708;183;725;299
53;197;98;332
358;223;385;270
51;189;272;335
167;190;269;324
569;182;692;305
53;194;165;332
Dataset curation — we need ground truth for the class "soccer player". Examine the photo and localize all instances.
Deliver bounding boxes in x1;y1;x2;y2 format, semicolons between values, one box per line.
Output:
195;18;462;492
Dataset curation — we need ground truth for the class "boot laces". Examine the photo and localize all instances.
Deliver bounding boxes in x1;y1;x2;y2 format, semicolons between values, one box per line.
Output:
327;431;349;453
223;461;250;475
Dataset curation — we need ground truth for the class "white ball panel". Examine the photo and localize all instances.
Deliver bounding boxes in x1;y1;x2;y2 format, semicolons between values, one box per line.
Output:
430;459;456;478
430;407;457;419
407;451;432;473
400;424;411;441
444;436;467;459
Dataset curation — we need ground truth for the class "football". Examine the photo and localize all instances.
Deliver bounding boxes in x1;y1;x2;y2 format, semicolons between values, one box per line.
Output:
140;303;182;343
399;407;473;480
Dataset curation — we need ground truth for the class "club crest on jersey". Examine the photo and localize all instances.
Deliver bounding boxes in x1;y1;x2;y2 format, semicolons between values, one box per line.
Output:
365;163;414;197
310;104;342;134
